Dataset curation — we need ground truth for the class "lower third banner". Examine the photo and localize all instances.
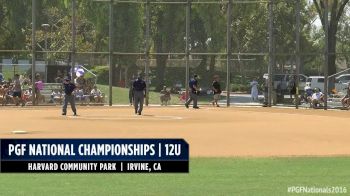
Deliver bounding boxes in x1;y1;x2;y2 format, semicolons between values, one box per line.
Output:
0;139;189;173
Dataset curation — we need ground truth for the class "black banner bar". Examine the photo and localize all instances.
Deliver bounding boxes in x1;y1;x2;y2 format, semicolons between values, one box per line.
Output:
1;161;189;173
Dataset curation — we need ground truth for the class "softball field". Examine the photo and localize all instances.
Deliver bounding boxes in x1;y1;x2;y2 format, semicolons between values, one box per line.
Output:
1;106;350;157
1;106;350;195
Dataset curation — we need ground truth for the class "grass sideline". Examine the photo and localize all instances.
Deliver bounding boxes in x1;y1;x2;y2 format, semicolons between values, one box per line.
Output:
97;84;214;105
0;157;349;195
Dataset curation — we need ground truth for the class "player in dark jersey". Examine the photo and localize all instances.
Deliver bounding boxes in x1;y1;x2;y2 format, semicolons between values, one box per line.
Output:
133;75;146;115
212;75;221;107
185;74;200;109
62;77;77;116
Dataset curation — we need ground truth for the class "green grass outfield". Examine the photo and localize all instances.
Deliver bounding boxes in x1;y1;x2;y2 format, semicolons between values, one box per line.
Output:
0;157;349;196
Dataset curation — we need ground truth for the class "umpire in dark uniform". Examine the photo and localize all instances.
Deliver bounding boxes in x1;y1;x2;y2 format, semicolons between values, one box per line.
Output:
185;74;200;109
133;75;146;115
62;77;77;116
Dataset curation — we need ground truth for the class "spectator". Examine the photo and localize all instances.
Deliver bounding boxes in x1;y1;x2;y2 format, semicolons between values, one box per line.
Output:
75;75;86;89
34;74;44;105
179;90;187;103
74;87;85;102
303;86;313;104
90;85;103;103
250;78;259;102
22;87;33;105
84;78;94;93
5;84;15;105
341;84;350;109
262;78;269;106
19;74;25;84
50;89;63;104
55;70;64;83
0;84;7;105
12;74;24;106
311;88;324;108
289;75;297;100
160;86;171;106
20;74;31;86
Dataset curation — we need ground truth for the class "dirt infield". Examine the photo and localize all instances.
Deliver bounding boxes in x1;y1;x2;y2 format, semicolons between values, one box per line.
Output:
1;106;350;157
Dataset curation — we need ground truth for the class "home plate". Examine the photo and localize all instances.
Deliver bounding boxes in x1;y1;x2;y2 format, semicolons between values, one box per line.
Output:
12;130;28;134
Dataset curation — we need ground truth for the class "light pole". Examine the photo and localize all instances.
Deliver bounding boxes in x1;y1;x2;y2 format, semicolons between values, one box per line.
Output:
41;23;50;82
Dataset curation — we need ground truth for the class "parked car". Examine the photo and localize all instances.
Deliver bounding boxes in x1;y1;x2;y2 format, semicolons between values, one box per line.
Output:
335;74;350;84
263;73;308;93
306;76;348;94
306;76;325;92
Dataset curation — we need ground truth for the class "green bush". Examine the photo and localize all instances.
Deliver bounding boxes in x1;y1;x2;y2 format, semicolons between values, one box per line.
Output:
91;66;109;85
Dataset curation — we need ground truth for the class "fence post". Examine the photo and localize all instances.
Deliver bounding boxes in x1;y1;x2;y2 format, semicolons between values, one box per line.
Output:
268;0;274;107
226;0;232;107
145;0;150;106
108;0;114;106
295;0;300;109
324;0;329;110
71;0;76;80
31;0;37;105
185;0;191;101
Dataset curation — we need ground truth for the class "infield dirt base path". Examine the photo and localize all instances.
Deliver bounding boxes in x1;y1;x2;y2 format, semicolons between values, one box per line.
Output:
1;106;350;157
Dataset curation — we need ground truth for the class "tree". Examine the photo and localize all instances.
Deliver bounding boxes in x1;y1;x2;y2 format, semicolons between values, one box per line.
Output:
313;0;349;77
193;4;226;87
228;1;316;79
0;0;11;50
24;6;96;64
1;0;31;50
230;2;269;82
335;7;350;65
151;5;185;91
